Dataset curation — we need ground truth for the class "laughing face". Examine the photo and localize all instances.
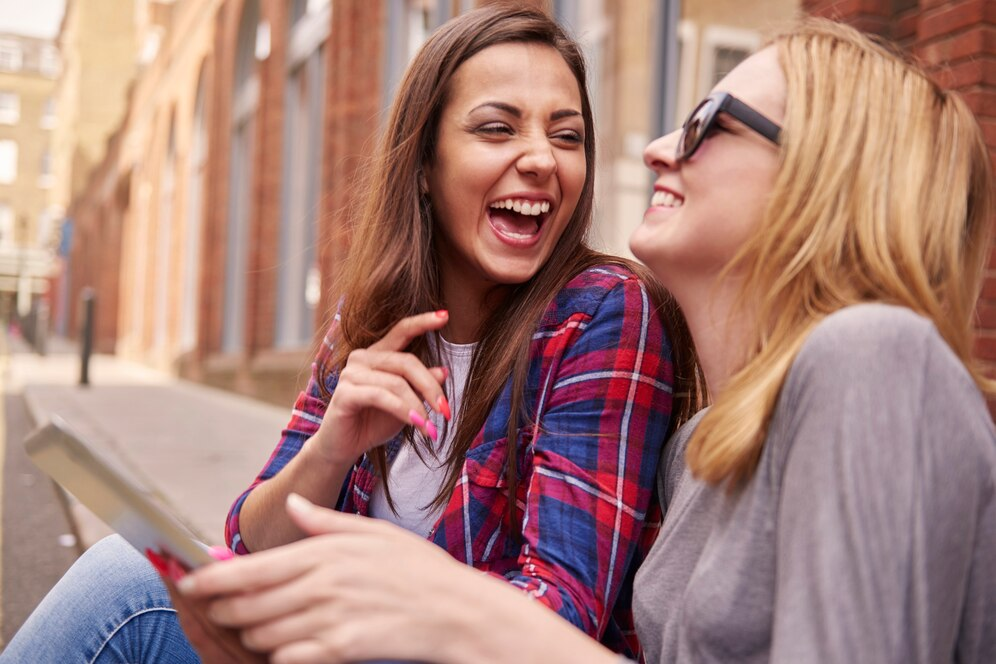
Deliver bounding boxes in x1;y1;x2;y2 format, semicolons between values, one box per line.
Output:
630;47;785;304
424;41;586;302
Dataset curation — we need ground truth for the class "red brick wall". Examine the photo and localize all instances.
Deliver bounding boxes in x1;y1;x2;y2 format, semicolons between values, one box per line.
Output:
316;0;385;329
246;0;287;358
804;0;996;409
202;0;241;359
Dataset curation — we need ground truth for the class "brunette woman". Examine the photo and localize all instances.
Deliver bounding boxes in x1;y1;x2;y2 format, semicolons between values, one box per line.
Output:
0;5;695;662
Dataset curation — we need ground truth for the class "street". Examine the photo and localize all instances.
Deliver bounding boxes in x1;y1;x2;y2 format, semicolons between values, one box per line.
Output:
0;336;78;647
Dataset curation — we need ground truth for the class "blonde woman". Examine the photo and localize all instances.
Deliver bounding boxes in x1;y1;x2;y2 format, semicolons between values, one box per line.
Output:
175;19;996;664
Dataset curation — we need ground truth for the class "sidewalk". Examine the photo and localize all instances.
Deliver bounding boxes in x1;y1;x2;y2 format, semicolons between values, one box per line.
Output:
5;333;290;549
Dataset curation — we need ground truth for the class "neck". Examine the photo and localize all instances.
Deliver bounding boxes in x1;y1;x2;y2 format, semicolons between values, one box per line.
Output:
675;278;751;399
438;268;508;345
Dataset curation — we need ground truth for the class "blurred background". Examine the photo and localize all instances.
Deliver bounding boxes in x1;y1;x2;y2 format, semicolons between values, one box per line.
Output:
0;0;993;406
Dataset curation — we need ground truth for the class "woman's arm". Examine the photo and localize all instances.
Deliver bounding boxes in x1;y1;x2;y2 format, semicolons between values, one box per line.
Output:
501;275;673;642
770;308;996;662
189;496;623;664
228;311;450;552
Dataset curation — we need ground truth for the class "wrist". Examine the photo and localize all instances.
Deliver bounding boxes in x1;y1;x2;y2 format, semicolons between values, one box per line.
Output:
305;425;359;468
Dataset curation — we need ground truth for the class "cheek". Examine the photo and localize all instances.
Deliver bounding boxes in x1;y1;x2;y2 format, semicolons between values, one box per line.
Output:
562;155;587;199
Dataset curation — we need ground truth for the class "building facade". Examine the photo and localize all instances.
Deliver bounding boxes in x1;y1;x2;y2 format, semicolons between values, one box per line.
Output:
0;33;59;327
55;0;996;409
50;0;138;340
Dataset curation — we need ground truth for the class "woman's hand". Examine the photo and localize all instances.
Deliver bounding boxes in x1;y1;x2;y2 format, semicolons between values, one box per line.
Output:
178;495;617;664
313;311;452;465
178;494;472;663
146;554;267;664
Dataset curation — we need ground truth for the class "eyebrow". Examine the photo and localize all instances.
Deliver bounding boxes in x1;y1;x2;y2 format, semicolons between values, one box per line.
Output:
469;101;582;121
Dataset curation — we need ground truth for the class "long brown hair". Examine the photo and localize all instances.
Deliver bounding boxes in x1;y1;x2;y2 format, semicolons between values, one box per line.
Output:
322;4;702;520
686;19;994;487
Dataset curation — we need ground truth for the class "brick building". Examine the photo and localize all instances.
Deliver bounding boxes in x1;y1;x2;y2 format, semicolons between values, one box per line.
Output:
0;33;59;327
50;0;138;340
801;0;996;393
55;0;996;408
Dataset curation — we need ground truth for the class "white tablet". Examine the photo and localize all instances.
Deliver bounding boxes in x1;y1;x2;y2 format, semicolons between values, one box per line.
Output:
25;416;215;570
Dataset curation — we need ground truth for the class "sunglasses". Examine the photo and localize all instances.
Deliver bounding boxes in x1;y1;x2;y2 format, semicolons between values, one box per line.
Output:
677;92;782;162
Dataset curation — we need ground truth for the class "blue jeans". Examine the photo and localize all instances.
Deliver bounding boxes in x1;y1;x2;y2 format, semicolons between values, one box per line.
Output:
0;535;200;663
2;535;410;663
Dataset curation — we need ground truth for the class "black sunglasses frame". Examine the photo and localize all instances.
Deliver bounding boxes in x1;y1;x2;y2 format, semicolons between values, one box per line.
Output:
677;92;782;162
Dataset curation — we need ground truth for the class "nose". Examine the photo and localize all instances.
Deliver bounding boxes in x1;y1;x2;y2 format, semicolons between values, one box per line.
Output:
516;139;558;180
644;129;681;174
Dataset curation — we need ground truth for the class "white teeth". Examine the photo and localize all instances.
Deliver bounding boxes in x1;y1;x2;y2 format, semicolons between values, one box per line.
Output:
489;198;550;217
651;190;683;208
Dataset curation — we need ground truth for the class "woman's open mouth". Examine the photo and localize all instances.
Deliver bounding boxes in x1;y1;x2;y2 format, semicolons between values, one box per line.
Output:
487;198;553;247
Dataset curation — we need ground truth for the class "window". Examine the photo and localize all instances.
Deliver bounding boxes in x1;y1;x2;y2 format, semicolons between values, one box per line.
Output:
222;0;261;352
154;122;176;350
0;203;12;248
697;26;760;103
0;41;21;72
40;97;56;129
38;151;53;188
277;0;330;348
0;91;19;125
181;72;208;353
383;0;434;107
39;45;60;78
0;140;17;184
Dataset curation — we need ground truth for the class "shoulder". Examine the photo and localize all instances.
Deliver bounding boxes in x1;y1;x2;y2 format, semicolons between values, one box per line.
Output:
791;303;955;391
778;303;994;465
540;263;654;328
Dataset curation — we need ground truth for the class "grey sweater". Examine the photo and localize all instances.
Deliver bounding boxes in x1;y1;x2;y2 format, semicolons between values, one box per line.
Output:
632;304;996;663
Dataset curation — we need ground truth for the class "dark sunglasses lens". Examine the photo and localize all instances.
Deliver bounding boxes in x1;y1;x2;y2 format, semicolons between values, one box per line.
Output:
679;100;714;160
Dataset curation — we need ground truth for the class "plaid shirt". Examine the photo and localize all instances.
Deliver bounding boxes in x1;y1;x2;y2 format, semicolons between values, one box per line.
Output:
226;265;675;659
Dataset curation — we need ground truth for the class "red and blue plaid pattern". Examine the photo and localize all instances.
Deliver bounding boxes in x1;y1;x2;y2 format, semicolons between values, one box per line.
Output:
226;265;675;660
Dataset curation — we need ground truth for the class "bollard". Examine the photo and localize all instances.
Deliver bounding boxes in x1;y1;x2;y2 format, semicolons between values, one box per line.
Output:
79;288;96;386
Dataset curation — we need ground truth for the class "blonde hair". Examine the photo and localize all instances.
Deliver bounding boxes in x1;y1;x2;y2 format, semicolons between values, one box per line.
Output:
686;19;995;486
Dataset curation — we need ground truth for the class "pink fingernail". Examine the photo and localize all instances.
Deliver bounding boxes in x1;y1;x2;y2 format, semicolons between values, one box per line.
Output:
425;421;439;442
208;546;235;562
437;396;451;421
435;310;448;318
408;409;427;428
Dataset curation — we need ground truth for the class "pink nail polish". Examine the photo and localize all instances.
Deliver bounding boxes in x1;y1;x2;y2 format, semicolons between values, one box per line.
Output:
435;310;448;318
409;409;427;428
425;421;439;442
438;396;451;421
208;546;235;562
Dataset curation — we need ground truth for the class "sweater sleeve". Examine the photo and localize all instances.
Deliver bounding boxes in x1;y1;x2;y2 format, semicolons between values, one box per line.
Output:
769;306;996;663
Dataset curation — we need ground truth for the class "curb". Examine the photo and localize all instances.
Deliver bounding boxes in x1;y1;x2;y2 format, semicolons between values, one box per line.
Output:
21;388;114;553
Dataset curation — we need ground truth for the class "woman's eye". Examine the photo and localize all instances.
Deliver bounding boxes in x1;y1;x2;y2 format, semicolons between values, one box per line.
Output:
477;123;513;136
552;131;583;144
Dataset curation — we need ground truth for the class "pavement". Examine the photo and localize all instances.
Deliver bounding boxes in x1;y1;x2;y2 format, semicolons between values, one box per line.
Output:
4;332;290;550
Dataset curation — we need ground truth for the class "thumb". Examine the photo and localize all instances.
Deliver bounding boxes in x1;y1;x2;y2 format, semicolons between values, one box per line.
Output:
285;493;371;536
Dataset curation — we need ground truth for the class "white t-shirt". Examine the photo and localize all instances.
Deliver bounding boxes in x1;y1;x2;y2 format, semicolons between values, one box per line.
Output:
368;335;475;537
